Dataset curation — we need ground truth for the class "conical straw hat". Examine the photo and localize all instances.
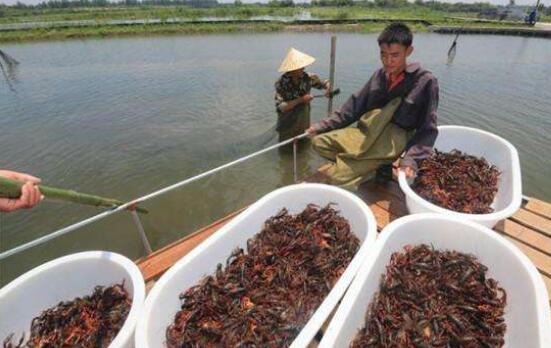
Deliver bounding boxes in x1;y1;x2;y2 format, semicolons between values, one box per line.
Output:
278;47;316;73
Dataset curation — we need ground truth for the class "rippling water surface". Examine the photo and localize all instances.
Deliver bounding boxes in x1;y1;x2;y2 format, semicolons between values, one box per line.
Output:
1;32;550;284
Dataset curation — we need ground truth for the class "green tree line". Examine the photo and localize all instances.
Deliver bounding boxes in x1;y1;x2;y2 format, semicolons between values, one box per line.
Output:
1;0;548;17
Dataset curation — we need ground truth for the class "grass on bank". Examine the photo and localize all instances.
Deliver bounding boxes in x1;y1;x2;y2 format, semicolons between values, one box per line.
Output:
1;5;539;24
1;5;298;24
1;19;527;43
0;22;284;42
0;22;405;42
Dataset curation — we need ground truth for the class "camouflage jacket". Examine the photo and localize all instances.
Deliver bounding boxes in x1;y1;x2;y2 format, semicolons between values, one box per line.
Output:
274;71;329;114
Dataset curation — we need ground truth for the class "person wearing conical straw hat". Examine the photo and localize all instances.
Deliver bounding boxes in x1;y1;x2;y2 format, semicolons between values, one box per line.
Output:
275;47;331;143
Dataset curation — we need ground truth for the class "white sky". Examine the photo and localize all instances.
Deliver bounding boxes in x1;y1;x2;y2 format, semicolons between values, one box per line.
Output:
1;0;547;9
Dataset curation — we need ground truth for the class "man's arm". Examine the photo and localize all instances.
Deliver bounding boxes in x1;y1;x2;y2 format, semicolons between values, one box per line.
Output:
400;76;439;174
308;74;375;135
308;73;332;98
308;73;330;91
275;79;312;114
275;92;312;113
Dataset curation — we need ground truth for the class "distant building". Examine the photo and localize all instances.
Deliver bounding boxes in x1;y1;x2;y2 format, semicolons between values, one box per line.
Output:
184;0;218;8
479;4;527;21
499;4;527;21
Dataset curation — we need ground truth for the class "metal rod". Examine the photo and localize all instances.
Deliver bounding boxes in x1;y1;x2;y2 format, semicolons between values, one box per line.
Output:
132;134;308;205
131;211;152;255
0;208;124;260
293;139;298;183
0;132;308;261
327;35;337;117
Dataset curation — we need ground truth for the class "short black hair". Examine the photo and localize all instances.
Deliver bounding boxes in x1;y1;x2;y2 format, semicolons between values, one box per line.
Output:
377;22;413;47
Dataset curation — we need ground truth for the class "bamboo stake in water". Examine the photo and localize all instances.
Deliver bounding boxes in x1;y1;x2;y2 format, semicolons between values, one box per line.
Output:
327;35;337;116
0;176;147;213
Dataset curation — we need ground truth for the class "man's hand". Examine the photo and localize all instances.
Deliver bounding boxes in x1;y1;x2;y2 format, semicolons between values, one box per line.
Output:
391;159;416;179
281;94;313;113
0;170;43;212
324;82;332;98
302;94;313;104
402;166;416;178
306;126;317;138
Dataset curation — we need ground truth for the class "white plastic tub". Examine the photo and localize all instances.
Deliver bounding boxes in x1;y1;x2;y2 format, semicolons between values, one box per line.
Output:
398;125;522;228
319;213;551;348
136;183;377;348
0;251;145;348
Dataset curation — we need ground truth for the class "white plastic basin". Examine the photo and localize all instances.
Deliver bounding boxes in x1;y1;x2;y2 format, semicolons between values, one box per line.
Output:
0;251;145;348
398;125;522;228
319;213;551;348
136;183;377;348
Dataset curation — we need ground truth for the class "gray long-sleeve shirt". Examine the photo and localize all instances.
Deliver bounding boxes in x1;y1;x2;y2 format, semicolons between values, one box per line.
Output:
312;63;439;168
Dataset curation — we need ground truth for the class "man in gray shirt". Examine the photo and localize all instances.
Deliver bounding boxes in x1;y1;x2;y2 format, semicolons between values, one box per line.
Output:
307;22;439;189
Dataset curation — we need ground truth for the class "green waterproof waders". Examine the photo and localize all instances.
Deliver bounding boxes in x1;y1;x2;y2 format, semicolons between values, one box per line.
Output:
312;97;413;190
277;104;310;142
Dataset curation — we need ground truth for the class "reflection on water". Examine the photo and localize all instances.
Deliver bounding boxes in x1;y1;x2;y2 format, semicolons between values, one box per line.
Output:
0;49;19;91
0;32;550;284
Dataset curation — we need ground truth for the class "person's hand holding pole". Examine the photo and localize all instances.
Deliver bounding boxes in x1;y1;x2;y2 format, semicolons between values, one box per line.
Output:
306;126;317;138
0;170;43;212
324;81;332;98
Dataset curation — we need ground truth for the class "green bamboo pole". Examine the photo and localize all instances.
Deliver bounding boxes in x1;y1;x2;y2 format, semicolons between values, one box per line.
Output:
0;176;147;213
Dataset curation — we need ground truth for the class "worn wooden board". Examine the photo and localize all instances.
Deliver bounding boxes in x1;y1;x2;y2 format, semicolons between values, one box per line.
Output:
495;219;551;257
137;208;245;282
525;197;551;220
145;280;156;294
505;237;551;278
543;275;551;299
511;208;551;238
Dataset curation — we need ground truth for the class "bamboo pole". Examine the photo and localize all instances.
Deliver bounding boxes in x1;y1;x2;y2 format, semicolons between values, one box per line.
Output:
327;35;337;117
0;176;147;213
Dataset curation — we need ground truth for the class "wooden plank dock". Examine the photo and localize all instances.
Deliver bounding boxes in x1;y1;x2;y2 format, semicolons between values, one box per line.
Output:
136;180;551;343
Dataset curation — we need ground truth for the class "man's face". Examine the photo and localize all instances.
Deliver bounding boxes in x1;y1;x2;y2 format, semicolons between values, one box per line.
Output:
289;68;305;79
379;43;413;76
